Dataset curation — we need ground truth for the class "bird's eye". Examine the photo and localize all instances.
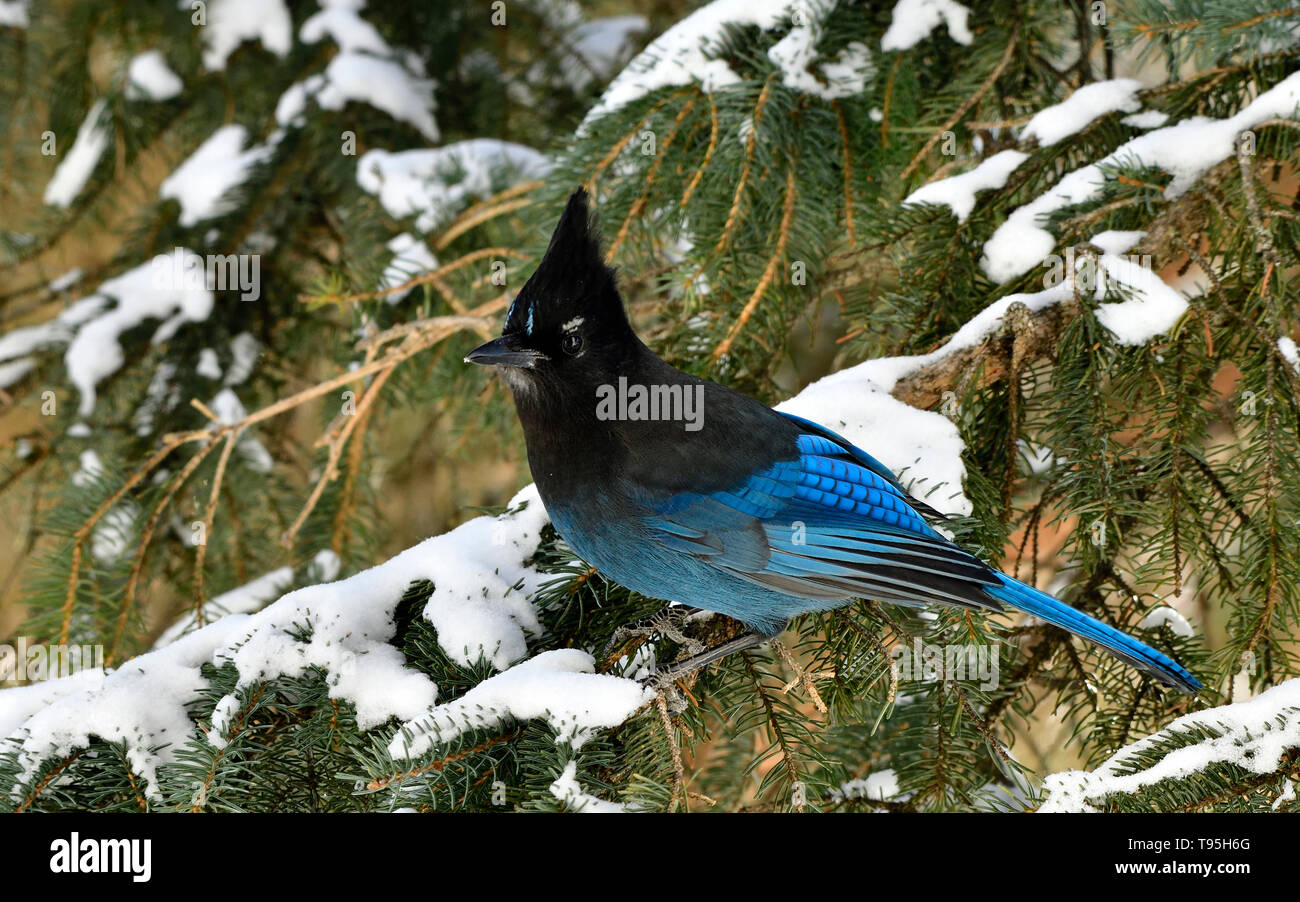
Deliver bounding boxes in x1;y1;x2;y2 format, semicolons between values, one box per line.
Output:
561;332;584;355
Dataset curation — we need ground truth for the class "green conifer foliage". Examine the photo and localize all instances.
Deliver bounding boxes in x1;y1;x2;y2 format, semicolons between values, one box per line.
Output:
0;0;1297;812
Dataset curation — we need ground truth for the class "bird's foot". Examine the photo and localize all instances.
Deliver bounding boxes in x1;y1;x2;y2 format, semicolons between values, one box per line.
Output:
602;606;703;661
640;630;768;691
655;682;690;716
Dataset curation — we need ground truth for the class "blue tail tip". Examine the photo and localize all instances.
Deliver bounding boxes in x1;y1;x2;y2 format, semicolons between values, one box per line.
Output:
987;575;1202;693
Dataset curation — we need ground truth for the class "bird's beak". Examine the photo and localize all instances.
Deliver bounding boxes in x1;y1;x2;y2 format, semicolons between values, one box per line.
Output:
464;336;547;369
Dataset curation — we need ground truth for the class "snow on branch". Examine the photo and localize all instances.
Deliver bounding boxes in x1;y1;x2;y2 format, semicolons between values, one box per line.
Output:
1040;678;1300;811
549;759;635;812
388;649;653;761
1020;79;1143;147
902;149;1028;221
4;0;556;426
188;0;292;72
160;126;276;227
0;0;29;28
890;71;1300;379
902;78;1146;221
789;217;1200;517
0;251;222;416
42;100;110;208
356;141;551;235
983;70;1300;283
125;50;183;102
584;0;874;124
904;70;1300;261
14;0;459;414
880;0;972;52
65;252;216;417
1;486;552;798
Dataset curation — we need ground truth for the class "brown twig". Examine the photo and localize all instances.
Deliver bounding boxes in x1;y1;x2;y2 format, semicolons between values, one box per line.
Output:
712;159;798;361
900;26;1019;181
606;98;697;262
585;94;685;193
281;362;396;548
62;311;500;655
111;437;220;663
680;96;718;209
835;101;856;246
193;430;240;624
300;248;527;306
434;181;542;250
655;692;687;812
712;79;775;257
366;728;525;792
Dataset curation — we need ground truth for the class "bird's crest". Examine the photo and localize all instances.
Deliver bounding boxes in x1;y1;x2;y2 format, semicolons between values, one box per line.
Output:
505;188;626;338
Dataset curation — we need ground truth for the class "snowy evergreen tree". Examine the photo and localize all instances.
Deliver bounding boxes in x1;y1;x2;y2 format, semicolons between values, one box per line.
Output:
0;0;1298;812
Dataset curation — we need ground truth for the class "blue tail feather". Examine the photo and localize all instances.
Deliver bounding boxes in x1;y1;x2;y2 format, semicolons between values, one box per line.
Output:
986;574;1201;693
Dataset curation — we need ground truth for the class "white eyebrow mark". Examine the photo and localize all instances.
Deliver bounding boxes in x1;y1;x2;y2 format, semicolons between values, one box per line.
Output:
561;316;585;332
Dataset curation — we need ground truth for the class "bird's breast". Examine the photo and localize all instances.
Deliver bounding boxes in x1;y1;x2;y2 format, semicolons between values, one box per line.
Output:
541;487;662;590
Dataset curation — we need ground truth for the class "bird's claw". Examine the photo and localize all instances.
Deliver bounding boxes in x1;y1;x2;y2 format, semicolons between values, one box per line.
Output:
602;606;702;660
656;681;689;715
639;666;676;691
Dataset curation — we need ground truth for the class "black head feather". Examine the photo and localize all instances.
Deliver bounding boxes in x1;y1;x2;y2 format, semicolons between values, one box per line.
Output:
503;188;631;348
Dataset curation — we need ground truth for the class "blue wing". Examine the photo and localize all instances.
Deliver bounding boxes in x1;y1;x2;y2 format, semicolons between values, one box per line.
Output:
643;422;1002;612
777;411;948;518
641;415;1202;692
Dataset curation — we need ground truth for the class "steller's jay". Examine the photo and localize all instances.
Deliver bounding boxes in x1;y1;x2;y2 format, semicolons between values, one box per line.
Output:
466;189;1200;693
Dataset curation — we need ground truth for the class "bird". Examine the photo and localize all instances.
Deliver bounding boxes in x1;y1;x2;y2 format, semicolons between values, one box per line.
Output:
465;188;1201;693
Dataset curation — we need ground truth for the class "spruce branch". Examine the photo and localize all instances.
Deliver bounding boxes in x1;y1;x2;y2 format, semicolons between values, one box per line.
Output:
900;24;1020;181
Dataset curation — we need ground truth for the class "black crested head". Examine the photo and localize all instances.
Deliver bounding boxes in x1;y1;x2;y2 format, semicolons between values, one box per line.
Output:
505;188;627;338
465;188;639;396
